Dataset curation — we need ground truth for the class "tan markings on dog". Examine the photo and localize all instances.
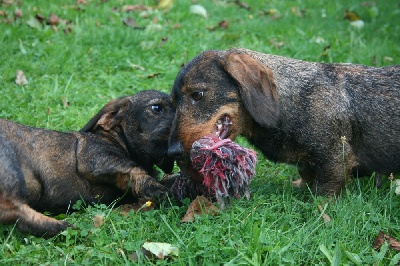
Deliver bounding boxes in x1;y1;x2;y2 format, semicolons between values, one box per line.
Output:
116;172;130;190
129;167;151;196
178;103;252;153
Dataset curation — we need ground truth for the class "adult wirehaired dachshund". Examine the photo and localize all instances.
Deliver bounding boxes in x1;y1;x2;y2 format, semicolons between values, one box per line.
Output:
168;48;400;197
0;90;174;237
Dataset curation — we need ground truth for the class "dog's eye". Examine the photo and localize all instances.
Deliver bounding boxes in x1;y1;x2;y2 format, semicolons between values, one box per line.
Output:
191;91;204;102
151;104;163;113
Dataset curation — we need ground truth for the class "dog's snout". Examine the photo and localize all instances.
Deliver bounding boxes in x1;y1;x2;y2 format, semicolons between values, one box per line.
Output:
168;140;184;159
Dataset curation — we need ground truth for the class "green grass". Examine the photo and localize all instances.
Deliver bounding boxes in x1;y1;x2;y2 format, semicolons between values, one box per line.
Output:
1;0;399;264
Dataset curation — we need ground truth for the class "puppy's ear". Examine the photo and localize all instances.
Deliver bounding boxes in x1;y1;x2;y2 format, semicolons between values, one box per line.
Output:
80;97;132;132
223;53;280;128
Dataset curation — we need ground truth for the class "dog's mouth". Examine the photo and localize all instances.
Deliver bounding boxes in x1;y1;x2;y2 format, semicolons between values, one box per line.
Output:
214;114;233;140
176;114;234;182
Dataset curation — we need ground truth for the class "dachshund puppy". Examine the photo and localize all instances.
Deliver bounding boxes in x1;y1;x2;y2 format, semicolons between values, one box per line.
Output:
0;90;174;237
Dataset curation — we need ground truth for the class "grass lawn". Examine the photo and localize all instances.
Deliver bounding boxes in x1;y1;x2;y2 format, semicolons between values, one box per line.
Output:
1;0;399;264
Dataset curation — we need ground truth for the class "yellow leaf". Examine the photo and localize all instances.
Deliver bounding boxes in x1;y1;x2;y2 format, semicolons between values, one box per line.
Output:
157;0;173;10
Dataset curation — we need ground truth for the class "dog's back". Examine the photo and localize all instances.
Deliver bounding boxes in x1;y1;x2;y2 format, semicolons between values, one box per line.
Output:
168;47;400;196
0;119;91;208
231;48;400;176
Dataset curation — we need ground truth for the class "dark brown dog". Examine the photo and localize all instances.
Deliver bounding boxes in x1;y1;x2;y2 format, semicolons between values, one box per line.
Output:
0;90;174;237
168;48;400;197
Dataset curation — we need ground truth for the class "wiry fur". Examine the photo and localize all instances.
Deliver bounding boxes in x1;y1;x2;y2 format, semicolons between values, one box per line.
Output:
0;90;174;237
168;48;400;197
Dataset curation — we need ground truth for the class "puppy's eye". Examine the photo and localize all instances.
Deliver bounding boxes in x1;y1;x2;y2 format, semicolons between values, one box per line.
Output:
191;91;204;102
151;104;163;113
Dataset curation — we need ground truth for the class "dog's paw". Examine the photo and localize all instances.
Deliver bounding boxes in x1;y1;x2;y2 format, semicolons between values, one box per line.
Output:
130;174;168;201
18;217;73;238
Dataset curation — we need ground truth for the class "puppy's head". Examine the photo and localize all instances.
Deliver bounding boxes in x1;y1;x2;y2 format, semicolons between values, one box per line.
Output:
81;90;175;173
168;50;280;163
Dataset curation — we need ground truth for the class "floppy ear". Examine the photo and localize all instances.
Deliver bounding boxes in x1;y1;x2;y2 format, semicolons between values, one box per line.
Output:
80;97;132;132
223;53;280;128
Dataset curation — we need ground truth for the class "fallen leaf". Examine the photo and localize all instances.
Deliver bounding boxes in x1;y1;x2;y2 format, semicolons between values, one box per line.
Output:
47;13;59;25
1;0;13;6
384;56;394;63
208;20;229;31
0;10;8;17
93;214;104;228
317;204;331;223
291;6;307;17
142;242;179;259
190;5;207;18
14;9;22;19
123;17;144;29
26;16;42;29
218;20;229;29
181;195;219;223
344;10;361;21
61;96;70;108
129;248;154;262
373;231;400;251
15;70;28;86
157;0;174;10
35;13;46;24
234;1;250;10
122;5;149;12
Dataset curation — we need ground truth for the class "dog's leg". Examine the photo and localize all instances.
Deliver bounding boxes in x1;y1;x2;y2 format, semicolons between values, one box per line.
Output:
312;146;357;197
116;167;168;200
293;162;316;188
0;194;71;238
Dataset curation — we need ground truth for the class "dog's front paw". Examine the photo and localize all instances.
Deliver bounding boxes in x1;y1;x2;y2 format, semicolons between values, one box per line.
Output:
18;216;73;238
129;168;168;201
141;178;169;201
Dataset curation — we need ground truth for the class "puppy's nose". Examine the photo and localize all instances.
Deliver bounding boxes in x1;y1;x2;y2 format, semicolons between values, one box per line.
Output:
168;140;184;159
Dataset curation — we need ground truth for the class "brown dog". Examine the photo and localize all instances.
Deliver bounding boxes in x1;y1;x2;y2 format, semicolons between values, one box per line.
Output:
0;90;174;237
168;48;400;197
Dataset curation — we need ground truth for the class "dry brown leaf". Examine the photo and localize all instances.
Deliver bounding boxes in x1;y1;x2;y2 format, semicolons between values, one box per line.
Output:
61;96;70;108
344;10;361;21
122;17;144;29
93;214;104;228
15;70;28;86
122;5;149;12
14;9;22;19
317;204;331;223
0;10;8;17
181;195;219;223
373;231;400;251
47;13;59;25
234;1;250;10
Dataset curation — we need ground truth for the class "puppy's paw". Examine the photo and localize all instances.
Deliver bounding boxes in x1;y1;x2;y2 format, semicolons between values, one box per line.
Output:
130;174;167;201
141;178;169;202
18;217;73;238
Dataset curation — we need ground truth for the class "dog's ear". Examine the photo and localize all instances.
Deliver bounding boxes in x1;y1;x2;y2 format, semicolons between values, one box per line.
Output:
223;53;280;128
80;97;132;132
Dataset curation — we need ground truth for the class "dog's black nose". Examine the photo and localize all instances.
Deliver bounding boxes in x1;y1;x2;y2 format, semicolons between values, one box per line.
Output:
168;140;184;159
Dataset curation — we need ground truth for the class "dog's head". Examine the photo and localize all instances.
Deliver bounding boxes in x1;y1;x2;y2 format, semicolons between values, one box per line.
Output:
81;90;175;173
168;50;279;164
